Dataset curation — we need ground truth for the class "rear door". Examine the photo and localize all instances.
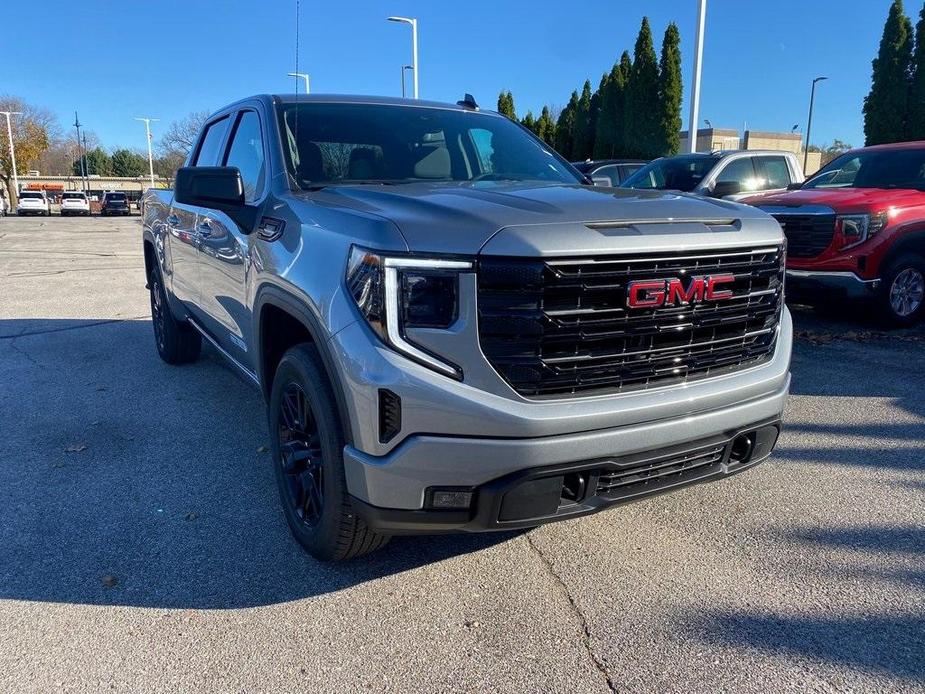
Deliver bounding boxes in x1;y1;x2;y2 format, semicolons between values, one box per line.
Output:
754;155;797;196
196;107;266;369
166;115;230;309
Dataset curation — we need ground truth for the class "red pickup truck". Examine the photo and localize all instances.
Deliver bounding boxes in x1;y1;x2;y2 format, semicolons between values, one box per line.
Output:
745;141;925;325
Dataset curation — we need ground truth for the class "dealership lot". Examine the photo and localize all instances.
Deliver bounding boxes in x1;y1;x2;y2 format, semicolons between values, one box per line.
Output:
1;216;923;693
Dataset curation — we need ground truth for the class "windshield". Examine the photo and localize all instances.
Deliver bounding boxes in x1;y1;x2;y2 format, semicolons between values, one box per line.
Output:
621;155;720;192
20;192;44;200
276;102;581;188
803;148;925;190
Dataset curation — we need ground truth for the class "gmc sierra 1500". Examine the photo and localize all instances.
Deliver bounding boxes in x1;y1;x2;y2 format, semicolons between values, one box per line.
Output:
142;94;792;561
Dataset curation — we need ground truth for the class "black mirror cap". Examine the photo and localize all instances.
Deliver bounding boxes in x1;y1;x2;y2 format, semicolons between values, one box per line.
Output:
711;180;743;198
786;181;804;191
175;166;245;209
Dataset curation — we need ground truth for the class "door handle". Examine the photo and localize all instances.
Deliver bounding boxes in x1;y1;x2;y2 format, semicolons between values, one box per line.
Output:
166;214;180;226
197;219;214;238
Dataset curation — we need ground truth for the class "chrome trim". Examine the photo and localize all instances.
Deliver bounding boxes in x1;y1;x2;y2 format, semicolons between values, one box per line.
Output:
545;246;780;267
188;318;260;386
786;269;878;285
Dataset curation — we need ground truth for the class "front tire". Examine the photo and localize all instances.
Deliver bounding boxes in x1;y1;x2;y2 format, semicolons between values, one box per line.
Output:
148;265;201;364
269;344;390;561
878;254;925;327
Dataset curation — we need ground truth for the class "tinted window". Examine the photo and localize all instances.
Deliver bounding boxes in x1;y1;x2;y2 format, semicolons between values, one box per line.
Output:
224;111;266;203
194;117;229;167
622;156;720;192
106;193;126;201
757;156;792;189
593;164;620;186
276;102;580;187
803;148;925;190
62;192;86;200
616;164;643;183
715;157;757;187
20;191;44;199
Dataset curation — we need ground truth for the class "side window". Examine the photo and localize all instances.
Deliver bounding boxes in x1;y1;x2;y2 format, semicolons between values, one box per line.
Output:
224;111;266;203
193;117;229;167
617;164;642;184
757;156;792;189
594;165;620;186
715;157;758;190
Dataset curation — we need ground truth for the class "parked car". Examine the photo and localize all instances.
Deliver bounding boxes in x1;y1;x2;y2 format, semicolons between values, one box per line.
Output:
16;190;50;216
621;150;804;201
60;191;91;216
142;94;791;561
743;141;925;325
100;191;130;216
572;159;647;187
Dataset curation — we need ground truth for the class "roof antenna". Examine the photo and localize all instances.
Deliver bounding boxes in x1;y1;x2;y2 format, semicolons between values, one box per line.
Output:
457;93;479;111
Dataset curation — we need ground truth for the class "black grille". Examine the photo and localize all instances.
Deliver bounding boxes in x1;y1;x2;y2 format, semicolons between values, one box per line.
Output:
477;245;784;398
771;213;835;258
595;441;726;498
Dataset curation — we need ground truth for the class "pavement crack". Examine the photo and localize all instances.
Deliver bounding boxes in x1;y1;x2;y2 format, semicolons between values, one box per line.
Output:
525;533;618;694
0;315;150;340
8;337;38;366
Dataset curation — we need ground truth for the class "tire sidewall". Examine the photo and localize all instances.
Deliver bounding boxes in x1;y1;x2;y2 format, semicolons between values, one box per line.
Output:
269;345;350;559
880;254;925;326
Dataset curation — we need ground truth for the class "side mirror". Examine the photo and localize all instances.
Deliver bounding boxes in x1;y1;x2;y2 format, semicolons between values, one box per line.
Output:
591;176;612;188
175;166;258;231
710;180;743;198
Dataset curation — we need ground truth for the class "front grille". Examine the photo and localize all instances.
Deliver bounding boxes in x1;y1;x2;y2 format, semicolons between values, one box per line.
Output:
477;245;784;398
771;213;835;258
595;441;726;498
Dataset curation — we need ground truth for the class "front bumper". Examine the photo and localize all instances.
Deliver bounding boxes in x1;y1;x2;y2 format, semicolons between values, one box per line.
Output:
786;269;879;300
351;417;783;534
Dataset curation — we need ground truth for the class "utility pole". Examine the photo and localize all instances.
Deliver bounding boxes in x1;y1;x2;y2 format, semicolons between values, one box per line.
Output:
388;17;419;99
135;117;159;186
82;132;90;196
804;76;828;174
74;111;87;194
687;0;707;153
1;111;22;200
287;72;311;94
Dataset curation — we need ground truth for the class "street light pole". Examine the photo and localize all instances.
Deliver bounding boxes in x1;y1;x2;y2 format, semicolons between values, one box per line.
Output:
687;0;707;153
401;65;413;98
82;132;89;196
804;76;828;174
0;111;22;198
388;16;418;99
287;72;311;94
135;117;159;186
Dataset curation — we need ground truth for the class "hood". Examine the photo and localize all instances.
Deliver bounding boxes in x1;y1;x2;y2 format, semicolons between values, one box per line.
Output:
304;181;776;255
746;186;925;213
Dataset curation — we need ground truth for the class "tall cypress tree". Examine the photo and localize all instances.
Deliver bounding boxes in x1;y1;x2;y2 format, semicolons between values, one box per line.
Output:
555;91;580;159
657;22;683;156
497;90;518;120
625;18;660;158
908;3;925;140
573;80;594;160
594;66;616;158
864;0;914;144
521;110;537;134
536;106;556;146
614;51;633;156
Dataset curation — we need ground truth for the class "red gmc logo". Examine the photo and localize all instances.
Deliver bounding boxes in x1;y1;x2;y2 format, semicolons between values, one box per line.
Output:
626;274;736;308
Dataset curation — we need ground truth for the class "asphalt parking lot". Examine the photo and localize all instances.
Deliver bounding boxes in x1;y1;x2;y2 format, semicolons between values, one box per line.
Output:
1;215;923;693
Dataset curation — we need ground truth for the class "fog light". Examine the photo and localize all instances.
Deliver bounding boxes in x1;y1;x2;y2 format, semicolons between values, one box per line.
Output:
426;488;474;510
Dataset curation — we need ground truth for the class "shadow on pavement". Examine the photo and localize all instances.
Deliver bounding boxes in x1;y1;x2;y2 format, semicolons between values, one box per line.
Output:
0;318;520;610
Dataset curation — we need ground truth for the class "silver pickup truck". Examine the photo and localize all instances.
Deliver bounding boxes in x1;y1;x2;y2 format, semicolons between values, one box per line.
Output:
142;94;792;561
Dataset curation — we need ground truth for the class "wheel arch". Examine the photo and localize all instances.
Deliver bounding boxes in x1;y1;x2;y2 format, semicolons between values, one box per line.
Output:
253;285;354;445
881;227;925;274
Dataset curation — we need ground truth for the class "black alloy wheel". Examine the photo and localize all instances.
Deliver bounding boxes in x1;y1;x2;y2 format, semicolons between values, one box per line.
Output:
277;382;325;527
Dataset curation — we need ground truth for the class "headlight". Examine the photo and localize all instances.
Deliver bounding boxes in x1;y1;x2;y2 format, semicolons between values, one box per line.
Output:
835;212;887;250
346;246;472;378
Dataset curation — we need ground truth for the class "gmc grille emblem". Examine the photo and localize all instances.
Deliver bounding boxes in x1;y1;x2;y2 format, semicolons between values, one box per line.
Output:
626;274;736;309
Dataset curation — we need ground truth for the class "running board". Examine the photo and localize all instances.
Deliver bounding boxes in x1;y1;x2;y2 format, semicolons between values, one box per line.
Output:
187;318;260;387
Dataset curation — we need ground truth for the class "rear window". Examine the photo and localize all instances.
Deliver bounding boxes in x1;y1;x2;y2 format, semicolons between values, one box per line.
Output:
105;193;126;201
20;191;44;199
62;192;86;200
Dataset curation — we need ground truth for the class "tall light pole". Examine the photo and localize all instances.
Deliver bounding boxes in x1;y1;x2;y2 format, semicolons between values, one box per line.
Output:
135;117;159;186
687;0;707;153
82;132;90;196
73;111;86;193
388;16;418;99
0;111;22;198
804;76;828;174
401;65;413;98
287;72;311;94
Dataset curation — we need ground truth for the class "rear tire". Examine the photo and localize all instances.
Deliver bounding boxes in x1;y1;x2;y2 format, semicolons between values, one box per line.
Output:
148;264;201;364
877;254;925;327
269;344;390;561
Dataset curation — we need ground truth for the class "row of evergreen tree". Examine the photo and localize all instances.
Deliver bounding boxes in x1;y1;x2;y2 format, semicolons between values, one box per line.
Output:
865;0;925;144
497;17;683;162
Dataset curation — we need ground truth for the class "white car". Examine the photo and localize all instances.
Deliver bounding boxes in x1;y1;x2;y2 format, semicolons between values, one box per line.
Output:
60;191;91;216
17;190;50;216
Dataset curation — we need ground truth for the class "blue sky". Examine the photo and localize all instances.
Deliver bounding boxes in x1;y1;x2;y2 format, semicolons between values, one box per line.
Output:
1;0;898;152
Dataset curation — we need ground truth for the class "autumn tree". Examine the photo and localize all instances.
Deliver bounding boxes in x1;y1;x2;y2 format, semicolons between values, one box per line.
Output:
0;96;56;205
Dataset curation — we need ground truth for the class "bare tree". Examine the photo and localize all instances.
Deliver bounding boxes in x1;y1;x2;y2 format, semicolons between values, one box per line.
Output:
159;110;210;160
0;96;59;204
36;130;101;177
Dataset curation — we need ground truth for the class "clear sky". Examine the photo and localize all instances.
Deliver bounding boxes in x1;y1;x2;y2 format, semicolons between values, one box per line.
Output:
0;0;899;153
